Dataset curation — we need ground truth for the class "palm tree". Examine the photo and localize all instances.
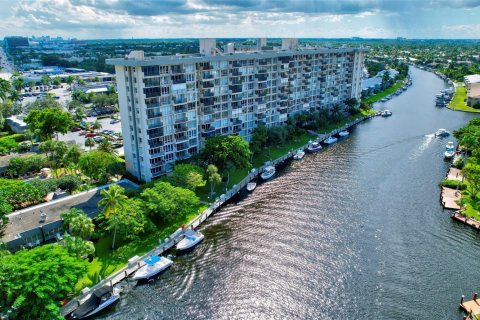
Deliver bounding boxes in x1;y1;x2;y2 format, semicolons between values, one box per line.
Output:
92;120;102;133
0;79;11;101
98;185;128;250
66;75;74;90
97;139;117;156
68;213;95;240
63;144;83;175
85;137;95;150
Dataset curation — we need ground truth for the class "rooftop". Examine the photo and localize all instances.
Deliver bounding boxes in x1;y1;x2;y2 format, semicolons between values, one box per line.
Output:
465;74;480;84
2;179;139;242
106;47;368;67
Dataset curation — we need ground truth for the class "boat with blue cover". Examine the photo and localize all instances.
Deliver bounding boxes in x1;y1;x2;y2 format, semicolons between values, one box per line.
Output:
132;255;173;281
176;229;205;253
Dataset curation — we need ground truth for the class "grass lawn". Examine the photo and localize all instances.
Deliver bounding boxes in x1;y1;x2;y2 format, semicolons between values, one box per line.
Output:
448;85;480;113
74;206;206;292
362;82;404;104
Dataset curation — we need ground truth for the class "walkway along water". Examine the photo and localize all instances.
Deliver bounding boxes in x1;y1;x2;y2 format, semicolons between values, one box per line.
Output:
59;113;377;317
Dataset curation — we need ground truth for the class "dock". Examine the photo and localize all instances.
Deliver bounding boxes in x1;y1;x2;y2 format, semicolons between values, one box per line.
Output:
451;212;480;231
441;187;461;210
59;113;377;317
459;293;480;319
447;167;464;182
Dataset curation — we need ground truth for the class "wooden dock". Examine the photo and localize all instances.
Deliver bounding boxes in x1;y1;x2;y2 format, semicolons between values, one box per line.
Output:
447;167;464;182
59;114;376;317
459;294;480;319
441;187;461;210
451;212;480;231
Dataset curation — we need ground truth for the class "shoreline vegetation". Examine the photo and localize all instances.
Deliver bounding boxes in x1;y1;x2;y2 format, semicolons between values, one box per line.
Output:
448;84;480;113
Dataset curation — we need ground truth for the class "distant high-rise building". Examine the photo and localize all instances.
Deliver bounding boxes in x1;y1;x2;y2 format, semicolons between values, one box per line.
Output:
4;36;29;54
107;38;366;182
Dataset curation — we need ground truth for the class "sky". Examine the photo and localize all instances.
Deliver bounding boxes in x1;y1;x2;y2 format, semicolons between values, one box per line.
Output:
0;0;479;39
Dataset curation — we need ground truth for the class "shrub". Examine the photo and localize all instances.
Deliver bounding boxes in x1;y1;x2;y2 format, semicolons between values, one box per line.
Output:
27;179;58;196
56;175;82;193
439;179;466;190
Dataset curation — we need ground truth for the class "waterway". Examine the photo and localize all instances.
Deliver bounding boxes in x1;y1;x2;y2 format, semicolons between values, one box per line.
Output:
103;67;479;319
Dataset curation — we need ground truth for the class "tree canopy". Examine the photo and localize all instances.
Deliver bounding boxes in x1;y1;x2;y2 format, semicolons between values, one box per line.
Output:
24;107;72;140
172;164;206;191
0;244;87;320
201;135;251;173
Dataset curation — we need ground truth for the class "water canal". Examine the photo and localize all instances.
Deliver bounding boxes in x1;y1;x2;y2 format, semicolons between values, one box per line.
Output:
103;67;480;319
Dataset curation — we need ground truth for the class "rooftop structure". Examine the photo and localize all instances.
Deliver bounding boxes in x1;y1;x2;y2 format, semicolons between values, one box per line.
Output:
2;179;139;252
107;38;366;182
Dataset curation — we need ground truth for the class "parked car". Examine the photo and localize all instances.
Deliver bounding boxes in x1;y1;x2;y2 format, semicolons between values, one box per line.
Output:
110;119;121;124
93;136;104;143
85;132;96;137
79;131;87;136
70;127;81;132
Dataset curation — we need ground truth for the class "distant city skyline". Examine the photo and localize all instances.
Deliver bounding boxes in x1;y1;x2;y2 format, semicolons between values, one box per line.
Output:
1;0;479;40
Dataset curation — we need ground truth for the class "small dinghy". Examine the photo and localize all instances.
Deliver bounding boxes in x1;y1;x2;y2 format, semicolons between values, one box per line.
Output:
324;136;338;145
260;165;276;180
176;229;205;253
381;110;392;117
246;181;257;192
71;285;120;319
338;130;349;137
435;128;450;137
293;150;305;160
132;255;173;281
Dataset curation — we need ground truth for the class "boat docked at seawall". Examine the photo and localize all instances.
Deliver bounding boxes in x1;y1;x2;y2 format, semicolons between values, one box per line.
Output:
293;149;305;160
260;165;276;180
444;141;455;159
338;130;349;137
71;286;120;319
306;142;322;153
246;181;257;192
132;255;173;281
435;128;450;137
176;229;205;253
381;110;393;117
323;136;338;145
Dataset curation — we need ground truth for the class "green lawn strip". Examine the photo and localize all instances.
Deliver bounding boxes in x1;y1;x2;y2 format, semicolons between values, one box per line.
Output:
362;82;404;104
448;85;480;113
75;206;207;292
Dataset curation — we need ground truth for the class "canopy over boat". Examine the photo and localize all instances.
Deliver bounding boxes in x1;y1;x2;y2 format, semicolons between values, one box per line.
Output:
144;255;161;265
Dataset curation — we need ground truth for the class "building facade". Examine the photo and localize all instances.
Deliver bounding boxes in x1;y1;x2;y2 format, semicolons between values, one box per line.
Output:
107;39;366;182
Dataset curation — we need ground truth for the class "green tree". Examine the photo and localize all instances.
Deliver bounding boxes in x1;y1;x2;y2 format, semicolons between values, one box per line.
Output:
66;99;83;112
0;78;10;101
0;244;87;320
250;125;268;155
462;161;480;200
24;107;73;140
78;150;117;183
12;77;24;92
206;164;222;197
92;119;102;133
85;137;95;150
61;235;95;259
201;135;251;174
74;106;86;122
23;96;61;113
100;198;147;242
60;208;86;228
97;139;117;156
40;75;51;86
66;75;75;89
141;181;200;223
98;185;128;249
52;77;62;86
62;210;94;239
63;144;83;175
172;164;206;191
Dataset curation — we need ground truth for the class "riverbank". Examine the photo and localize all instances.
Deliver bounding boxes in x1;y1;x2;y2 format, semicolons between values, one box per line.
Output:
448;85;480;113
60;110;378;317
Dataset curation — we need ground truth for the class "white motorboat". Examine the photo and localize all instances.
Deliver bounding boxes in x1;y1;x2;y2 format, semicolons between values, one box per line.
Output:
306;142;322;153
338;130;349;137
246;181;257;192
293;150;305;160
444;141;455;159
132;255;173;281
435;128;450;137
324;136;338;145
176;229;205;253
381;110;393;117
260;165;276;180
71;285;120;319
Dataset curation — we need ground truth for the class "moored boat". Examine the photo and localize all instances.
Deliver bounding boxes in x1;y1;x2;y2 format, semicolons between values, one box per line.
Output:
435;128;450;137
246;181;257;192
324;136;338;145
306;142;322;153
132;255;173;281
444;141;455;159
176;229;205;253
71;285;120;319
293;149;305;160
338;130;349;137
260;165;276;180
381;110;392;117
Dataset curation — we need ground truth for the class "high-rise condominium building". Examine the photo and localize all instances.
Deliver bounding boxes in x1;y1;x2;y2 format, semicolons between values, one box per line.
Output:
107;39;366;182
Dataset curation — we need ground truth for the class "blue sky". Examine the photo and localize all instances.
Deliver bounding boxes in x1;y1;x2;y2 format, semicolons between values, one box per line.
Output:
1;0;479;39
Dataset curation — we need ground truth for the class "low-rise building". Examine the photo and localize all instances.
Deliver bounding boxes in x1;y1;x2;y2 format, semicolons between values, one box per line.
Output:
1;179;139;252
467;83;480;107
5;115;27;133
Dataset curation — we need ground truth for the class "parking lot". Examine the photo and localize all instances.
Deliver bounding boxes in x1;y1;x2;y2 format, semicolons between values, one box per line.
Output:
21;86;72;108
58;116;124;155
